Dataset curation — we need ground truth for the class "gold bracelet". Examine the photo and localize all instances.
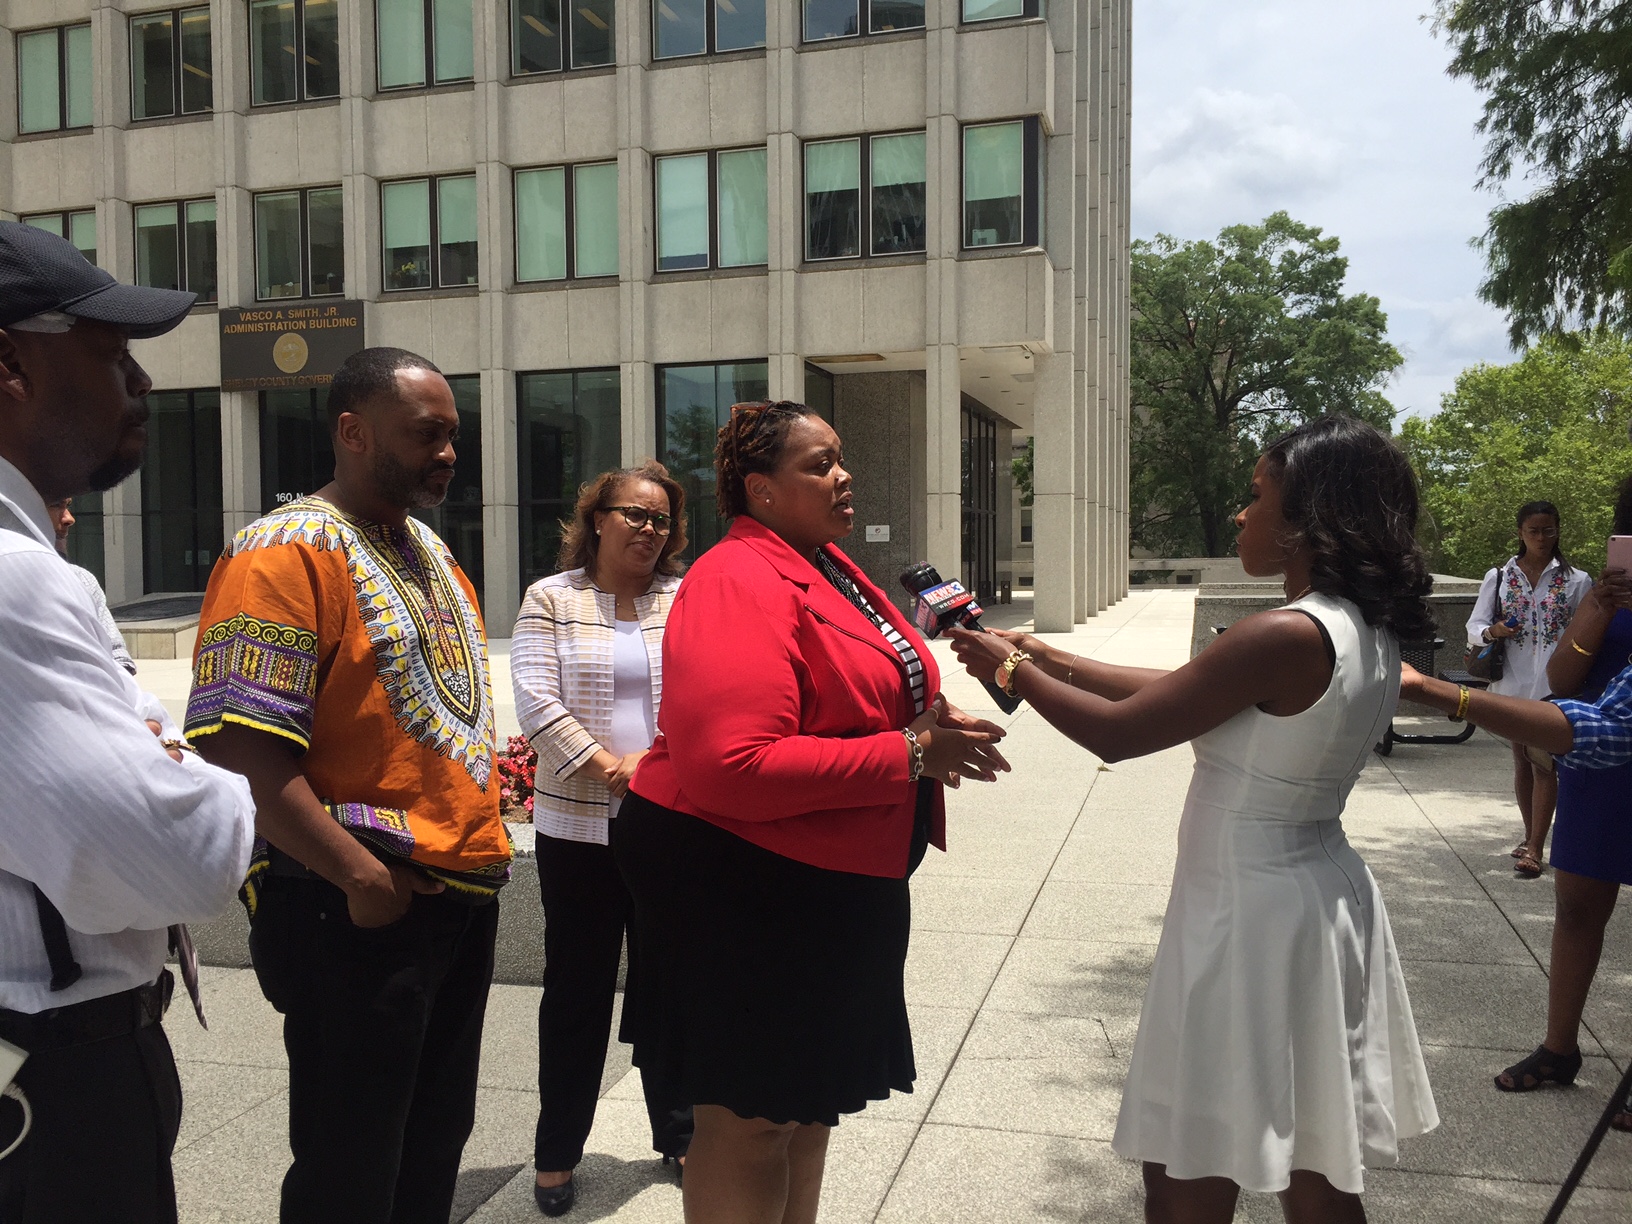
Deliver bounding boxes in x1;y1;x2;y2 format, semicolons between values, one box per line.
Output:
1066;654;1080;686
998;650;1034;697
1449;686;1471;723
1570;638;1596;657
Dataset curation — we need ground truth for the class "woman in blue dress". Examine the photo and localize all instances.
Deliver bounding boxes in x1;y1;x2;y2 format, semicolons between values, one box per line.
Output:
1493;476;1632;1130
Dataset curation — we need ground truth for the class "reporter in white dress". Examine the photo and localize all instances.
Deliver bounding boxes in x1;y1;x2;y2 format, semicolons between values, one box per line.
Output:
511;462;693;1216
952;415;1438;1224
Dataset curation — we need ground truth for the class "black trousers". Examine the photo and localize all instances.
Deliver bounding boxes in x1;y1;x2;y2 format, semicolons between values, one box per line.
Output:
249;876;499;1224
0;1020;182;1223
535;832;692;1171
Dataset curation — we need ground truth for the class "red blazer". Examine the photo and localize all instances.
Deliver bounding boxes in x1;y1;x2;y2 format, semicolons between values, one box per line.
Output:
630;516;944;878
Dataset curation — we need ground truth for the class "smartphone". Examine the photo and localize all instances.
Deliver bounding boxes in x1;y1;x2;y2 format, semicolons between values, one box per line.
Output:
1608;535;1632;574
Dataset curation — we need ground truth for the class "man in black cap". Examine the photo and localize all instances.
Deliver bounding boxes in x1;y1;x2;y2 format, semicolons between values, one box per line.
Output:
0;220;257;1222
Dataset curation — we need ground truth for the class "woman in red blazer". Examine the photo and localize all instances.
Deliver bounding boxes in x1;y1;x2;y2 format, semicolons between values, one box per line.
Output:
615;400;1009;1223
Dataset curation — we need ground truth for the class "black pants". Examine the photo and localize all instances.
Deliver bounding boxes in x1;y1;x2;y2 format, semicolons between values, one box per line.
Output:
249;876;499;1224
0;1021;182;1223
535;832;692;1171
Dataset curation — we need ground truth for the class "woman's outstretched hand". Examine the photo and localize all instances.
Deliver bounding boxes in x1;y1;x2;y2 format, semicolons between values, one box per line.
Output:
1399;661;1426;701
947;626;1020;684
908;696;1010;788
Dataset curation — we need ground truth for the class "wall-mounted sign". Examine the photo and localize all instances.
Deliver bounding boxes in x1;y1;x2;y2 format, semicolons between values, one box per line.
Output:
218;300;364;391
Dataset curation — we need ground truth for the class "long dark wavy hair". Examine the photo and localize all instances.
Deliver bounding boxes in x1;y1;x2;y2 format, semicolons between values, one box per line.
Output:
1260;415;1436;641
1511;499;1572;573
556;461;688;578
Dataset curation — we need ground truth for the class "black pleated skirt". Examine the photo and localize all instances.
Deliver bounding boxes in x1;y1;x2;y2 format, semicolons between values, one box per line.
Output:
612;790;919;1127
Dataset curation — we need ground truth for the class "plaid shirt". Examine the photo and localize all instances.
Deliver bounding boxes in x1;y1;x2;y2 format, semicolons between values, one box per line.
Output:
511;568;679;844
1556;663;1632;769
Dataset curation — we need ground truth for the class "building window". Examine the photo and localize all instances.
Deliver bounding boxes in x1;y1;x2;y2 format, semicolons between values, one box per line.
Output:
382;175;478;291
803;0;923;42
654;0;765;59
143;389;223;593
655;148;767;272
63;493;105;583
131;7;213;121
804;363;835;422
517;368;621;587
135;199;218;302
962;0;1040;21
657;361;769;554
377;0;474;90
963;119;1040;250
22;211;97;264
254;187;344;300
514;162;619;282
250;0;340;106
1020;506;1032;543
411;374;484;597
17;24;92;134
804;131;925;261
512;0;614;74
259;389;329;512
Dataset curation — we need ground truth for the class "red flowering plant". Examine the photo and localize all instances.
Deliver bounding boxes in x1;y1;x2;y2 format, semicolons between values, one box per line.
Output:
496;735;537;820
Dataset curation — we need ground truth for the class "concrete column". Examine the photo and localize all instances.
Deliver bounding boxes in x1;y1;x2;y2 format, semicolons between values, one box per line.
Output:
921;8;961;584
764;1;801;403
619;0;656;462
1114;0;1132;600
1032;349;1076;630
471;0;522;633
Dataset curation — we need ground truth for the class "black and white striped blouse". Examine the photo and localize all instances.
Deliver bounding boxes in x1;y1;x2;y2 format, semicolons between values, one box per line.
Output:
814;551;927;715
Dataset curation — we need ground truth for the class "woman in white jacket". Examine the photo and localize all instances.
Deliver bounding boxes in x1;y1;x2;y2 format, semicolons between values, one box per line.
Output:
1466;500;1591;878
511;461;693;1216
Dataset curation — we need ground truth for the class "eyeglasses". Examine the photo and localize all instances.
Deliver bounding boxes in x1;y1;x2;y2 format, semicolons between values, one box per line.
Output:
606;505;673;535
1523;526;1560;538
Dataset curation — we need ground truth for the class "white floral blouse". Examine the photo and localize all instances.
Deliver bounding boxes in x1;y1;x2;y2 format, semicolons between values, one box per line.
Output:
1466;556;1592;700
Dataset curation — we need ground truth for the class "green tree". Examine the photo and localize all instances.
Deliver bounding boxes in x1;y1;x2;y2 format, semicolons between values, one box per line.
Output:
1012;436;1034;507
1436;1;1632;342
1131;212;1403;556
1400;333;1632;578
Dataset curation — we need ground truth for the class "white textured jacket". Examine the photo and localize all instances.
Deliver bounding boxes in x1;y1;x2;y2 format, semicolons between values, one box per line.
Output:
511;567;680;844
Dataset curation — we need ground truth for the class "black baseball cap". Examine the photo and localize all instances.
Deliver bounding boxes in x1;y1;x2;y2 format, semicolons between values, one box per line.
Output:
0;220;196;339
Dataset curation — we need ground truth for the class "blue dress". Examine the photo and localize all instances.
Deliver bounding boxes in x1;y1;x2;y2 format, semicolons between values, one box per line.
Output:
1552;608;1632;884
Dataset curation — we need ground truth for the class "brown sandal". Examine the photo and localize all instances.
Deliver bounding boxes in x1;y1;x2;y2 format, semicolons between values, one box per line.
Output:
1511;841;1529;858
1515;850;1543;878
1614;1087;1632;1133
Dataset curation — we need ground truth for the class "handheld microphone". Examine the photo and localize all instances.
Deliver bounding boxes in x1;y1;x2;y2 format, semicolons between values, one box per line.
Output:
899;563;1023;714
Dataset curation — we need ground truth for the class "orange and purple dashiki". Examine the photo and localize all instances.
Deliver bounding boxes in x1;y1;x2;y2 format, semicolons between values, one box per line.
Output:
185;495;510;910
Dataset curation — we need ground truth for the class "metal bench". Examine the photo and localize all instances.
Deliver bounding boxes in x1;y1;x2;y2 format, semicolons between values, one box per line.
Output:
1374;638;1488;756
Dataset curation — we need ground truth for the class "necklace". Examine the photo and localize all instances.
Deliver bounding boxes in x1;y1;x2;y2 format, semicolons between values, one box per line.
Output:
1288;584;1313;602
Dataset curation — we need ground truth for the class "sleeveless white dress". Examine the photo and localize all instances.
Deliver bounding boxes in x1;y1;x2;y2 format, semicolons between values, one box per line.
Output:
1111;593;1439;1195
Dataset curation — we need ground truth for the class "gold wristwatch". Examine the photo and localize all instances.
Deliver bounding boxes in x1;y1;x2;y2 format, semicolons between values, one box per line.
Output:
998;650;1033;697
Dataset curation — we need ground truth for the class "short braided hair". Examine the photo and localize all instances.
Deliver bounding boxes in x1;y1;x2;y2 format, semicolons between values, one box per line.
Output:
713;400;820;518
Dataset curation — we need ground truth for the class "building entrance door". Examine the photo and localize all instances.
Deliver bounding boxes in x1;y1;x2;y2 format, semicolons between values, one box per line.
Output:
142;389;223;592
961;397;998;604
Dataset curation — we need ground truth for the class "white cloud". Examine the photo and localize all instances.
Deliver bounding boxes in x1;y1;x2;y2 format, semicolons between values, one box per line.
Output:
1134;0;1518;417
1137;89;1346;236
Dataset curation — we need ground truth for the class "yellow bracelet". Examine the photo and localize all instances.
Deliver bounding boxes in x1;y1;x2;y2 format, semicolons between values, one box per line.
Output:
1570;638;1596;657
998;650;1034;697
1066;654;1080;686
1449;685;1472;723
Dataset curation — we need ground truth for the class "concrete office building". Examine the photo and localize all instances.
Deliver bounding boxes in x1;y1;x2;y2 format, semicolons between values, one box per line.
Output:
0;0;1128;635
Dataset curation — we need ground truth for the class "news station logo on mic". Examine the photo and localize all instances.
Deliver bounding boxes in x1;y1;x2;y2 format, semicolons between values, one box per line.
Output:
899;562;984;638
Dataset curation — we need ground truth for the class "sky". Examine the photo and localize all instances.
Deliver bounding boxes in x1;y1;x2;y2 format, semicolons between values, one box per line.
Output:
1132;0;1517;419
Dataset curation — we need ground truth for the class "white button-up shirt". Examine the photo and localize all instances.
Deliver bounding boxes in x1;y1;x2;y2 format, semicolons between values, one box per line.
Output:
0;456;256;1014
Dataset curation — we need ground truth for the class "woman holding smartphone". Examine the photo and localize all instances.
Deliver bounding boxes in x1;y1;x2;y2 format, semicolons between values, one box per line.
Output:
1490;478;1632;1124
953;415;1438;1224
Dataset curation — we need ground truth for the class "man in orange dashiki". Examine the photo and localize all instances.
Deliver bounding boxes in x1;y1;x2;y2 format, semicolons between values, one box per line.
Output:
185;347;509;1224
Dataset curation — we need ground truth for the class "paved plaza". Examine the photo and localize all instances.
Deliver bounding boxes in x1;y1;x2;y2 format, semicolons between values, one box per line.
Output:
139;589;1632;1222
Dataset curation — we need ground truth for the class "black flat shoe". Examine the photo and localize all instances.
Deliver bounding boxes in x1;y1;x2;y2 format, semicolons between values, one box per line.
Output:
664;1153;684;1186
534;1175;576;1217
1494;1043;1582;1092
